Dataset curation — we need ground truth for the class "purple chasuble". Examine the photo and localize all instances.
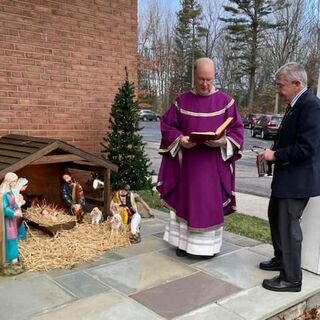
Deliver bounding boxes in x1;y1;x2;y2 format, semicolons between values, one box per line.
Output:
157;90;244;232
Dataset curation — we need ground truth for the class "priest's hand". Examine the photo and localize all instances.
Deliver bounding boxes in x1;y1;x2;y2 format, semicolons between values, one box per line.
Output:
181;136;196;149
204;134;227;148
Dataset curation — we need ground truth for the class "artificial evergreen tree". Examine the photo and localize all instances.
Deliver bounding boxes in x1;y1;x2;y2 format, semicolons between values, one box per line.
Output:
101;68;154;191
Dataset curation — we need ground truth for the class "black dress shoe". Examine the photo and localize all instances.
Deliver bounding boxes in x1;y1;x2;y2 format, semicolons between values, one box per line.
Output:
176;248;187;257
262;276;301;292
259;258;281;271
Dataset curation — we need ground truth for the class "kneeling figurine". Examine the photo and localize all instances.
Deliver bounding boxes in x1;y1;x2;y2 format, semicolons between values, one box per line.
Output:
110;184;141;244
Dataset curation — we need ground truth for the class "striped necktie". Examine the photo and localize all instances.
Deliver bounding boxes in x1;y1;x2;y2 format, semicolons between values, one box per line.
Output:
284;103;291;115
274;104;291;150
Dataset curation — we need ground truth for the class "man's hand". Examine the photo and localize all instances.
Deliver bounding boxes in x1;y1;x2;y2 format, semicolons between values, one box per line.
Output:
181;136;196;149
259;149;275;162
72;204;82;211
204;133;227;148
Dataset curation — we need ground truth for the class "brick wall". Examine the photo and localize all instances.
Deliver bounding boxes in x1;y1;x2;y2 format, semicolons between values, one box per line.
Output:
0;0;137;154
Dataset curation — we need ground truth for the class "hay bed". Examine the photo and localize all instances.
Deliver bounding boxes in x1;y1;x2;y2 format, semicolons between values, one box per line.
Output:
24;205;76;226
19;221;131;272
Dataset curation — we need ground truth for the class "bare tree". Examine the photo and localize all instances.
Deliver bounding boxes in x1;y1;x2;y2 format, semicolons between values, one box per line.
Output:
138;0;176;110
265;0;318;112
199;0;225;58
266;0;304;68
301;0;320;95
137;0;319;114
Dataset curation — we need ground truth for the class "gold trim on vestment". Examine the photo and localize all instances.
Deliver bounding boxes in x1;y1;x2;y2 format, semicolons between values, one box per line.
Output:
175;99;235;117
228;136;240;149
159;135;181;155
190;88;219;96
173;100;180;109
223;198;231;207
174;212;224;232
164;194;237;233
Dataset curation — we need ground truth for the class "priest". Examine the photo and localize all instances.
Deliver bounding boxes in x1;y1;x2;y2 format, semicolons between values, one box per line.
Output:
157;57;244;258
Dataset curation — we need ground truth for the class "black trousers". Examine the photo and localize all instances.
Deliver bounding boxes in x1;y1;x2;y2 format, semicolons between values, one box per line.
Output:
268;197;309;283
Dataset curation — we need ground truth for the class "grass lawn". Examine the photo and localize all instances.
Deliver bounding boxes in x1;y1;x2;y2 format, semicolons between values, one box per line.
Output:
139;189;271;244
139;190;169;213
224;212;271;244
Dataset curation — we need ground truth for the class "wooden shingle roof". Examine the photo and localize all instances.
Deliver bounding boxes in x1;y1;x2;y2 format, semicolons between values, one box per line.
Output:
0;134;117;179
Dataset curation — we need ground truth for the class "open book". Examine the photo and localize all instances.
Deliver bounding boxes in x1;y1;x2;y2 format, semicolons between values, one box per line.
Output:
189;117;234;144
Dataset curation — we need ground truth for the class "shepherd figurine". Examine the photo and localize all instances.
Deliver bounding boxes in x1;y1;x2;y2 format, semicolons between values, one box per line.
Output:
110;184;141;244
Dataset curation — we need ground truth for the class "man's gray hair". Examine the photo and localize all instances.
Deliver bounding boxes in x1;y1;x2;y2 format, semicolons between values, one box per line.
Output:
275;62;307;87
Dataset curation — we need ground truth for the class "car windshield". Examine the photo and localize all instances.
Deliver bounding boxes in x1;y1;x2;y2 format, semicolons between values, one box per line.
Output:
140;110;154;114
271;116;283;124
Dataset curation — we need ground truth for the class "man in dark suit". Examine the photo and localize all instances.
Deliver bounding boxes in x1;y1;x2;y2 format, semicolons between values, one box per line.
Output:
258;62;320;292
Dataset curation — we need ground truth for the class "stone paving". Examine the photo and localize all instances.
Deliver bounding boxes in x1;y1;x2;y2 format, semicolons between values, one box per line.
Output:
1;209;320;320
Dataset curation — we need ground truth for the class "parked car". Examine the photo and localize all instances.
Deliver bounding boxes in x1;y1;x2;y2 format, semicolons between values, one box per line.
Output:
138;109;160;121
251;114;284;139
242;113;263;129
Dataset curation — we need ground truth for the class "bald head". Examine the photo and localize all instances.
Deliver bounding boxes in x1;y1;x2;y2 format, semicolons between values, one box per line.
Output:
194;58;215;96
194;58;215;73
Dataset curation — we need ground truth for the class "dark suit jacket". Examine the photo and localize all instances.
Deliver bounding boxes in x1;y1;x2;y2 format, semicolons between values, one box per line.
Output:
272;89;320;198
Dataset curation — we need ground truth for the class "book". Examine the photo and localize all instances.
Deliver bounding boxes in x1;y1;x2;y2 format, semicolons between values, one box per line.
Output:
189;117;234;144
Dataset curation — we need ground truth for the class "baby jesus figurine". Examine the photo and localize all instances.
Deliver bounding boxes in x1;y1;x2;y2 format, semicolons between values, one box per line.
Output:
41;209;57;221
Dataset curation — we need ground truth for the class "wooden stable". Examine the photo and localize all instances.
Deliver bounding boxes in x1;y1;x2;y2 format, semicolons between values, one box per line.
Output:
0;134;117;264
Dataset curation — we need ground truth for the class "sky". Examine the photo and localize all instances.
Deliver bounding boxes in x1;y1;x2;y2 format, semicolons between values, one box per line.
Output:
138;0;320;27
138;0;320;15
138;0;180;14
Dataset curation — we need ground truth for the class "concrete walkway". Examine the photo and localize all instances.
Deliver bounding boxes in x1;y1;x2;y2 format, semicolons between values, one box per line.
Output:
1;206;320;320
236;192;269;220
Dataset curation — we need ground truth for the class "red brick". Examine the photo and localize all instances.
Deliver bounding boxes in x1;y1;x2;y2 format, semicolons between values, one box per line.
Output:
8;92;28;98
22;72;40;79
10;78;26;85
50;75;67;82
26;52;44;60
0;42;14;50
0;123;19;129
35;47;53;54
5;50;25;57
0;97;19;104
19;98;36;105
17;58;35;65
0;0;137;154
37;99;56;106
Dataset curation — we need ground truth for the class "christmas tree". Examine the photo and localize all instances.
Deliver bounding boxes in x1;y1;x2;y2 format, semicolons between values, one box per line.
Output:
101;68;154;191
